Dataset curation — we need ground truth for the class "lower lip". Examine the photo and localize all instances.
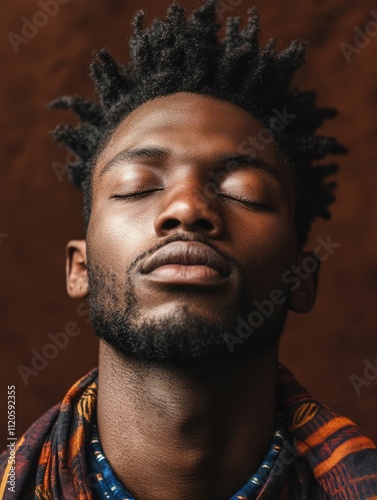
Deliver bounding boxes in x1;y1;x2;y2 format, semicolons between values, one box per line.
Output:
144;265;229;286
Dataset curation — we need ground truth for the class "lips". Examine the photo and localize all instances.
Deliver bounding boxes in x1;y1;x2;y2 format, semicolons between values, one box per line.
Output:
140;241;231;278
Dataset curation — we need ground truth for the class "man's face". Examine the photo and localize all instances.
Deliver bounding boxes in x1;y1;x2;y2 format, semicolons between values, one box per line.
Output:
82;92;299;366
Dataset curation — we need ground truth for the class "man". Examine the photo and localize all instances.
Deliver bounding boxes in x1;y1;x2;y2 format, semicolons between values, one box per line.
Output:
1;1;377;498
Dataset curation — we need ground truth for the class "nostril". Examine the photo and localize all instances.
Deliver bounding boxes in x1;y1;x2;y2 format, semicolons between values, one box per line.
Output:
160;218;216;233
198;219;213;230
164;219;180;229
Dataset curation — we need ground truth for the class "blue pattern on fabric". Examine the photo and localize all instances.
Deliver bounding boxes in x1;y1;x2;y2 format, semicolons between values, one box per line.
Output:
90;424;134;500
89;412;287;500
229;412;286;499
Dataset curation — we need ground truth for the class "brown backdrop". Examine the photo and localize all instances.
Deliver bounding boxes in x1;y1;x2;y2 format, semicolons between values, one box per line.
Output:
1;0;377;444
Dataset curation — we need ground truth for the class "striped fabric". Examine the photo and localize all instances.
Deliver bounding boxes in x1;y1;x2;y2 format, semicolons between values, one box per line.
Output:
277;365;377;498
0;364;376;499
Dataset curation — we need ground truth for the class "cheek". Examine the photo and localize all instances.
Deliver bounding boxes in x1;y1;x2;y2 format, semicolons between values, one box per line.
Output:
86;200;154;272
231;212;297;294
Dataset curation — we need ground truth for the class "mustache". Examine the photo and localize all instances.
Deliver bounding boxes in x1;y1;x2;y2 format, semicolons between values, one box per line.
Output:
128;232;241;276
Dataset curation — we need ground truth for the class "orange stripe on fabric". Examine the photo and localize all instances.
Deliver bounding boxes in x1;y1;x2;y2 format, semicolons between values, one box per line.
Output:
296;416;355;454
313;436;377;478
355;476;377;486
38;441;52;466
291;403;319;430
39;442;53;494
67;429;84;468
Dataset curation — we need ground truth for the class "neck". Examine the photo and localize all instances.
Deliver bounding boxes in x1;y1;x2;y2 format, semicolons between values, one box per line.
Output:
97;342;278;500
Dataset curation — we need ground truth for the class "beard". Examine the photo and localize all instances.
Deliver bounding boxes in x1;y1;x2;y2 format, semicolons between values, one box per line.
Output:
86;257;288;368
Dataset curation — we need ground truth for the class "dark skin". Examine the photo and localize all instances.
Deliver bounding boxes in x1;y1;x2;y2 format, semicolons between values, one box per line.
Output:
66;92;318;500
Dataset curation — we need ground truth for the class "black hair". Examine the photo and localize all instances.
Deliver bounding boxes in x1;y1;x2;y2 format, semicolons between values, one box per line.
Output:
49;0;346;248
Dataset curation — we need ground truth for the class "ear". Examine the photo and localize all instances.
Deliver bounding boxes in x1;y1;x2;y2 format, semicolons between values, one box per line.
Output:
289;251;320;314
66;240;88;299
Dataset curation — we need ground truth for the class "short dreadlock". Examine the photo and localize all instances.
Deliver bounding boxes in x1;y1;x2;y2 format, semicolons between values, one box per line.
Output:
49;0;346;248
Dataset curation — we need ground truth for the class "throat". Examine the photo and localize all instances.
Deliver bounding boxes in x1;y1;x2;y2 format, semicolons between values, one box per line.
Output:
96;342;278;500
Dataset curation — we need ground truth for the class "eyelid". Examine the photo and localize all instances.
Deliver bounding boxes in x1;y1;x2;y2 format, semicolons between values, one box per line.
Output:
112;187;269;209
112;186;164;198
218;192;269;209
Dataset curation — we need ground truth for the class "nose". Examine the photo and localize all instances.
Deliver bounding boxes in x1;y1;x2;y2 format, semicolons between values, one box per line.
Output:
154;181;226;239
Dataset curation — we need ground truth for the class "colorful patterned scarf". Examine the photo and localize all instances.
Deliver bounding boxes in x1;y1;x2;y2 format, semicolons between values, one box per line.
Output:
1;364;376;499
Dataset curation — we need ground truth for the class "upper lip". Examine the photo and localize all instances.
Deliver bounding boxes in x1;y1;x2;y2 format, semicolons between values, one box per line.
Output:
140;242;231;277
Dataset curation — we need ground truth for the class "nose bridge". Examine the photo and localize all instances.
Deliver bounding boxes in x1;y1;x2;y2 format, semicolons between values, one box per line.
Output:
154;168;225;237
174;166;213;206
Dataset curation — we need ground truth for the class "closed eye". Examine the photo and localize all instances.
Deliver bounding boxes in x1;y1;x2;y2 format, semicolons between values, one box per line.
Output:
218;193;270;210
112;188;269;210
112;187;164;199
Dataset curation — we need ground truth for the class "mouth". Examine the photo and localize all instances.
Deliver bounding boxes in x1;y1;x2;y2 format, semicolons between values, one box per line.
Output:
139;241;231;287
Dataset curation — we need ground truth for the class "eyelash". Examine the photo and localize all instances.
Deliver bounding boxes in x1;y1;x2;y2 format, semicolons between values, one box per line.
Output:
113;187;164;199
113;188;267;209
219;193;267;209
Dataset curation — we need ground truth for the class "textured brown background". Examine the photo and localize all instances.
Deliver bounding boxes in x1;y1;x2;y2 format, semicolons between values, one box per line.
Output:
1;0;377;444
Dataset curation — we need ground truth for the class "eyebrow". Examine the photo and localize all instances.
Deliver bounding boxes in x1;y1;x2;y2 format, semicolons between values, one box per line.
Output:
99;147;168;178
99;146;284;181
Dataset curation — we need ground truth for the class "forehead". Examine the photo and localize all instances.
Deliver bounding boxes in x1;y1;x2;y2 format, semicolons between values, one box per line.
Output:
93;92;288;177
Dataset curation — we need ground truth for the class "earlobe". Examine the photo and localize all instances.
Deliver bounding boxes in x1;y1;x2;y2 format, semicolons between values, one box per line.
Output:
289;251;320;314
66;240;88;299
